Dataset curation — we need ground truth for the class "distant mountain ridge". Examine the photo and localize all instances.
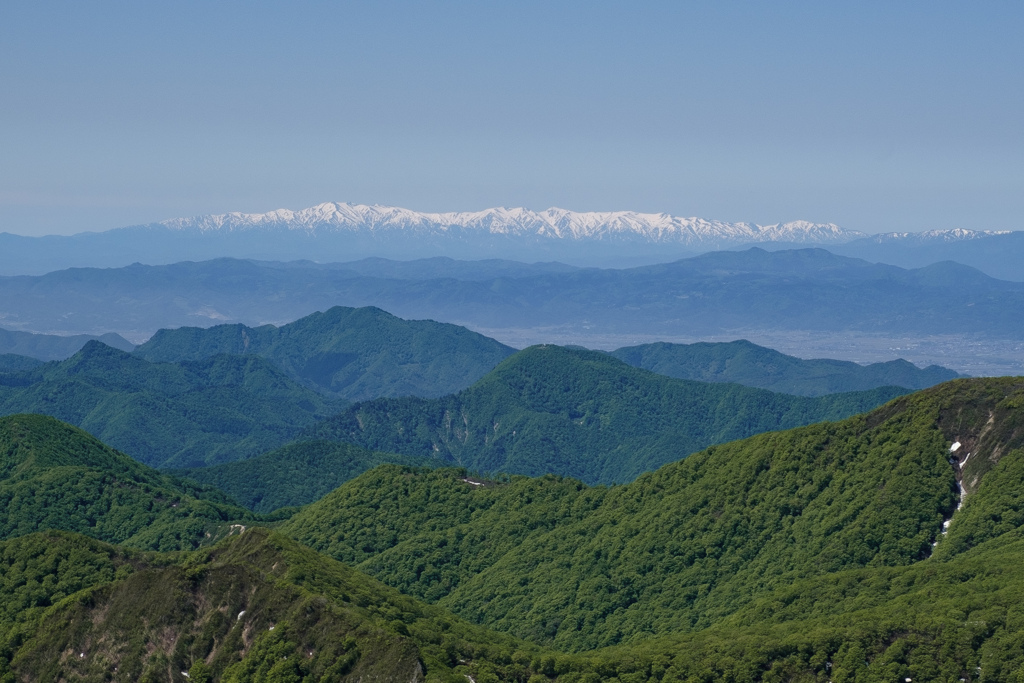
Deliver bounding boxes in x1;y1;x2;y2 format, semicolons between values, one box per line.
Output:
157;201;860;246
610;339;963;396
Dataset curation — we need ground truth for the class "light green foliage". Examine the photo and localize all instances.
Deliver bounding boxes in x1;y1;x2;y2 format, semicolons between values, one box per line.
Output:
610;339;962;396
0;414;250;550
174;441;438;512
0;341;340;468
307;345;909;485
285;377;1024;653
133;305;516;401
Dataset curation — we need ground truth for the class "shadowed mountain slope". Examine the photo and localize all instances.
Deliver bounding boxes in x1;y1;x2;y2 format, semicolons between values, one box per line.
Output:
134;305;516;401
173;441;438;513
306;345;909;485
0;414;249;551
0;341;339;468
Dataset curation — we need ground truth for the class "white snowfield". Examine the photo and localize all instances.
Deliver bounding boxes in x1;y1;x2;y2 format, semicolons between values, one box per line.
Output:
159;202;864;246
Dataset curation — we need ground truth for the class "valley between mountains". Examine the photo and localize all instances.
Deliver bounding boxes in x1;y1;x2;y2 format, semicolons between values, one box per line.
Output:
2;302;1023;682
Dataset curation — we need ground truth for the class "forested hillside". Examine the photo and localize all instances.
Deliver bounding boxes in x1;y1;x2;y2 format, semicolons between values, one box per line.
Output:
611;339;962;396
4;377;1024;680
0;414;249;551
0;341;340;468
174;441;437;512
0;529;551;683
283;377;1024;653
307;345;908;484
134;305;515;400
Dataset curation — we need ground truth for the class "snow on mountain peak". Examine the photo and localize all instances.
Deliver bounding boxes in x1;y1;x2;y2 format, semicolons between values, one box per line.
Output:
157;202;865;246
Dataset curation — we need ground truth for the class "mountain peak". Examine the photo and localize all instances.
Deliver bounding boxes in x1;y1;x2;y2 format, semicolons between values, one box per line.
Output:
157;202;865;247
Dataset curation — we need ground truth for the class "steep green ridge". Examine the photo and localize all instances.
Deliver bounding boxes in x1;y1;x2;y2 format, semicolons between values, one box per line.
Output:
0;414;249;551
611;339;962;396
283;377;1024;652
0;341;340;468
0;528;551;683
306;345;909;485
134;305;516;401
0;354;42;373
174;441;439;513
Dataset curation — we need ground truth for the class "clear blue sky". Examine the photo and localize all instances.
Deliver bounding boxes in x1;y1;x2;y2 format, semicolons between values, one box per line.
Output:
2;1;1021;235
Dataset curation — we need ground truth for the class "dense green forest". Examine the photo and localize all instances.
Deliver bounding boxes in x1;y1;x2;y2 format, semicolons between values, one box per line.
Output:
283;377;1024;652
0;354;42;373
174;441;437;512
0;341;340;468
133;305;515;400
610;338;962;396
0;529;554;683
0;414;251;551
306;345;909;485
4;377;1024;680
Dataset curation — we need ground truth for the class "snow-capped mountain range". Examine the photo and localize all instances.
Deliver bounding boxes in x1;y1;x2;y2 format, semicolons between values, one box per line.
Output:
158;202;863;247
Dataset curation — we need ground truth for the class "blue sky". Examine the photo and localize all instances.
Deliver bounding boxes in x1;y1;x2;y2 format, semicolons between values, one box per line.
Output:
1;1;1021;235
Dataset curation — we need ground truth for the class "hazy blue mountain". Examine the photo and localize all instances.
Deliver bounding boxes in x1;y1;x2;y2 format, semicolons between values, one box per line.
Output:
1;250;1022;347
610;339;964;396
134;305;516;400
0;327;134;360
306;344;909;485
830;229;1024;281
258;256;581;280
0;203;857;274
0;354;43;372
0;341;340;468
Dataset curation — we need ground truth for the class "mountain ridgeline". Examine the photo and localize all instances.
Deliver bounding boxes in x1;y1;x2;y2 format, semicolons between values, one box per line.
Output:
4;377;1024;680
610;339;963;396
307;345;910;485
134;305;516;401
283;377;1024;656
0;341;340;468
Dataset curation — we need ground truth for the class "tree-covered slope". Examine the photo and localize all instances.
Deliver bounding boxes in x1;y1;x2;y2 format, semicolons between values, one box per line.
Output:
610;339;963;396
133;305;516;401
0;414;250;551
282;377;1024;652
0;354;42;373
173;441;438;513
0;341;340;468
306;345;909;485
0;528;551;683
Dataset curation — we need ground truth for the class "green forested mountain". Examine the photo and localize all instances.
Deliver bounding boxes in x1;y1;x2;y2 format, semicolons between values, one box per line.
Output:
0;414;249;551
2;379;1024;680
0;354;42;373
0;341;340;468
174;441;438;513
133;305;516;401
306;345;909;485
610;338;962;396
282;377;1024;655
0;528;553;683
